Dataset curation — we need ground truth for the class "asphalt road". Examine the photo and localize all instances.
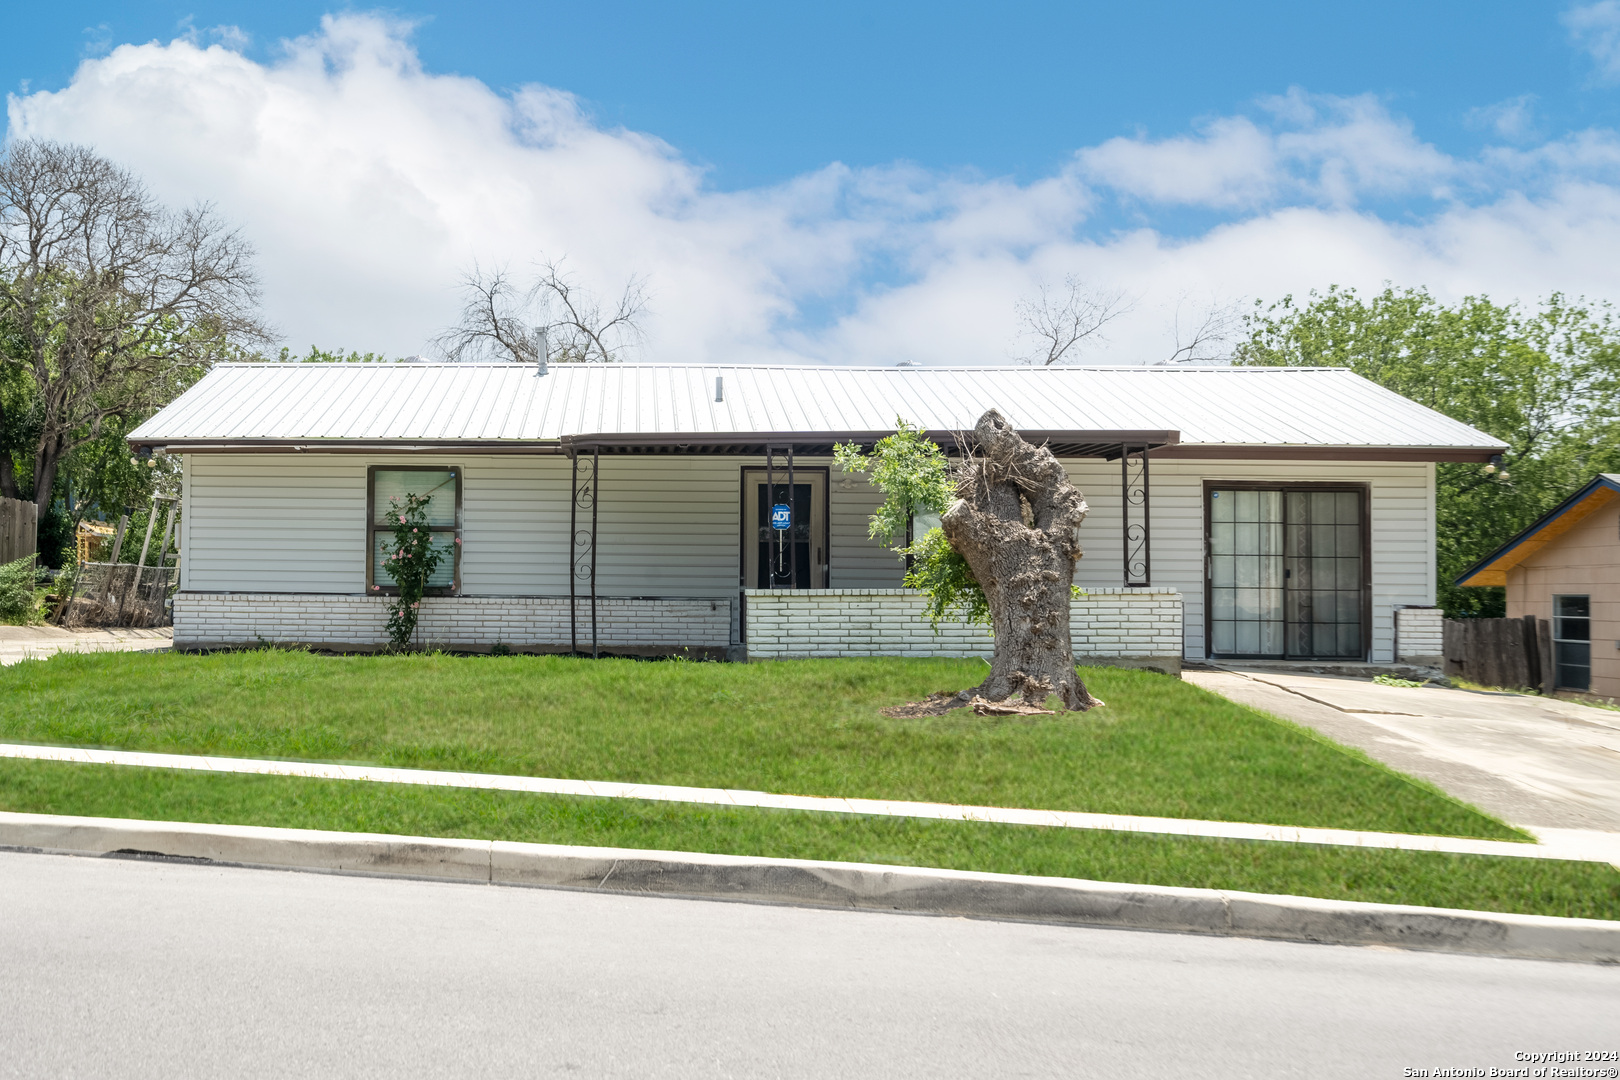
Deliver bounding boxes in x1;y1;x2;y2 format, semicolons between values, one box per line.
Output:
2;850;1616;1079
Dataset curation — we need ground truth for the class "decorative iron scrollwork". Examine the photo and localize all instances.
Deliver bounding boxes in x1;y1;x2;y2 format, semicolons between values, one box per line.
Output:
1121;445;1151;587
570;449;599;657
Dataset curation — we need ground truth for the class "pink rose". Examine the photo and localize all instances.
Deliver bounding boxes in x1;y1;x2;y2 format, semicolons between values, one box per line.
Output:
411;601;419;609
371;585;379;591
398;515;406;524
453;537;461;545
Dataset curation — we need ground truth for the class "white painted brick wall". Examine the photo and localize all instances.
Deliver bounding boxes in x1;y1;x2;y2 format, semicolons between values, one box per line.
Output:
1395;606;1444;664
174;593;731;651
745;588;1182;665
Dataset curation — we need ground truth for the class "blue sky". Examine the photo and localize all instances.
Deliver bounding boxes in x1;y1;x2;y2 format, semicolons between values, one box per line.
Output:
5;3;1620;362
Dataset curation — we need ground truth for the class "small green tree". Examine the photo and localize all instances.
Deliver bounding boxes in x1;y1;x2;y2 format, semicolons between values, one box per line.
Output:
379;493;447;650
835;418;988;625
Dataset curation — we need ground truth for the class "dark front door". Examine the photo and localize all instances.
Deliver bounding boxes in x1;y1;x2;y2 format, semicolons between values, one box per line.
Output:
1208;486;1366;660
756;482;813;589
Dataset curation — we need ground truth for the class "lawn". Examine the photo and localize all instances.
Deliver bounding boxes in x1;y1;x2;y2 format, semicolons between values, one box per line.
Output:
1;649;1518;838
4;757;1616;920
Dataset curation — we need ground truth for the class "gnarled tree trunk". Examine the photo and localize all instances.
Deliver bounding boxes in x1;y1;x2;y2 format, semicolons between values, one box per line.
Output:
942;409;1103;711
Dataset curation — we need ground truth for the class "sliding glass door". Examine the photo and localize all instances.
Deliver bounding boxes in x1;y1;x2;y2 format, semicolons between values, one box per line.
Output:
1208;486;1367;660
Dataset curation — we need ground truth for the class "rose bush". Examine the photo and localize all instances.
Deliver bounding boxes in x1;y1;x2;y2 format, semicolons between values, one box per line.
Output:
381;492;446;650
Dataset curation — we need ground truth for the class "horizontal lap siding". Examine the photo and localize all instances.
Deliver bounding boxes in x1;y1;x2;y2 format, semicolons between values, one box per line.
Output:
1063;459;1434;663
593;456;742;596
182;453;1435;663
185;455;368;592
830;478;904;588
184;453;903;598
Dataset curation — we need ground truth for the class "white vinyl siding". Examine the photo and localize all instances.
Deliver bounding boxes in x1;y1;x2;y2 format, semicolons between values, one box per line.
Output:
182;453;1436;663
1064;458;1434;663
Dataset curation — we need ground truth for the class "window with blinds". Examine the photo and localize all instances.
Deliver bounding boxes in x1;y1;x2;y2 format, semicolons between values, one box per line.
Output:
367;466;461;594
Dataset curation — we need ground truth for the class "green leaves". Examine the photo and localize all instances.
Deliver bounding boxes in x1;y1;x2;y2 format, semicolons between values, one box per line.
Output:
1236;286;1620;617
834;417;955;546
837;418;989;627
382;493;446;650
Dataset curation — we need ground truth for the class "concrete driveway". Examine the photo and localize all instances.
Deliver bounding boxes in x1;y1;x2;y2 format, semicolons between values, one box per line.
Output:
1185;666;1620;852
0;625;171;666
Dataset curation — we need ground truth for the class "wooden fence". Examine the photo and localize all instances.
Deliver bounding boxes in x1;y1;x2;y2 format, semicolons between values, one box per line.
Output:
0;497;37;565
1442;615;1552;694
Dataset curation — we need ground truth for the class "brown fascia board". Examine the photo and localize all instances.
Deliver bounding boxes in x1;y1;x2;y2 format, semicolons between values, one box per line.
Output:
559;429;1182;450
134;439;566;455
132;434;1497;462
1151;444;1504;463
136;429;1185;455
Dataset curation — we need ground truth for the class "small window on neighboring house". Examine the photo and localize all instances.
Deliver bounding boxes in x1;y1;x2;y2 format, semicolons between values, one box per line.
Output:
368;467;461;595
1553;595;1591;692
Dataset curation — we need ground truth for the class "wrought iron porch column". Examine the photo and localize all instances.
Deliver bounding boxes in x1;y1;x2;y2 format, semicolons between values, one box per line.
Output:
570;448;599;657
1121;444;1151;587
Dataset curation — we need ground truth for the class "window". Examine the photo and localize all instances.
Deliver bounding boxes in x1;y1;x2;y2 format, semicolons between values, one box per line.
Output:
367;466;461;594
1553;595;1591;692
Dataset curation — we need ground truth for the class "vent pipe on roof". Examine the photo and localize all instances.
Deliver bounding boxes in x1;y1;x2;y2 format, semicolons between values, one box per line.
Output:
715;376;724;402
534;327;549;377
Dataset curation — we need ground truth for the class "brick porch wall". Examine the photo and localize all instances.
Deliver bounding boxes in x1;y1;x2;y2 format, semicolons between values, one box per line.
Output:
745;588;1183;672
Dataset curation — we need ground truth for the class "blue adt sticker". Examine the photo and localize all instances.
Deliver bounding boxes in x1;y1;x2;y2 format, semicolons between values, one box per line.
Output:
771;503;793;530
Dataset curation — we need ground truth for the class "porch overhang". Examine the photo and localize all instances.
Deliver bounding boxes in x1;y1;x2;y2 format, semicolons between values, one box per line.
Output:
558;429;1182;458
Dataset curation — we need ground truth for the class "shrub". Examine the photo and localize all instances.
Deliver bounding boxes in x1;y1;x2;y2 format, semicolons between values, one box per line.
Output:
0;555;39;619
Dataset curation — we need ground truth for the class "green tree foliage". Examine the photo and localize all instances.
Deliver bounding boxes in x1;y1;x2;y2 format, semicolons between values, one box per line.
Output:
275;345;390;363
835;419;991;626
1236;286;1620;617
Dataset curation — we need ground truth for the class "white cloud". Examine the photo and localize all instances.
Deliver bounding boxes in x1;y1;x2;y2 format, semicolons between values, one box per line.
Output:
1078;90;1453;210
1565;1;1620;82
8;14;1620;368
1467;95;1538;141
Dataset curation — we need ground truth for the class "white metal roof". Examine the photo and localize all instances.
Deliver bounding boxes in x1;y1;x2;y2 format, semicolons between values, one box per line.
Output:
128;363;1507;460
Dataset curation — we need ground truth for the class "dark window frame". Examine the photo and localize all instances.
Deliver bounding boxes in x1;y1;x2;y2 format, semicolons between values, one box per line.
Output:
1202;480;1372;662
1553;593;1592;692
366;464;463;597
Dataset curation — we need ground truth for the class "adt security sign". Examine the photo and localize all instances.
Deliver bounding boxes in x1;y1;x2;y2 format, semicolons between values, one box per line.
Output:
770;503;793;531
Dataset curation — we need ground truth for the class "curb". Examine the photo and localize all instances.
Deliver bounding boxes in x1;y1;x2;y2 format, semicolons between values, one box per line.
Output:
3;811;1617;964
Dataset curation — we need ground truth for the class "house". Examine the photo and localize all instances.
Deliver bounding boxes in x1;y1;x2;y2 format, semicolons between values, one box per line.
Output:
1455;474;1620;697
127;362;1505;668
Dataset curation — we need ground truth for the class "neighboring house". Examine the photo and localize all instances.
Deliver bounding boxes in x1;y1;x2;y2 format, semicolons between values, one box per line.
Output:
1455;474;1620;698
128;363;1504;668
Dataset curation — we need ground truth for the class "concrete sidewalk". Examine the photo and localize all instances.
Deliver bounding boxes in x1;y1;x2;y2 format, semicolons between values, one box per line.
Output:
1185;667;1620;844
6;739;1618;865
0;625;171;666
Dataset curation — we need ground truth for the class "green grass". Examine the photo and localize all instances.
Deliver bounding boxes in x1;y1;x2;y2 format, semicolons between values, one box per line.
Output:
1;650;1520;839
3;757;1615;920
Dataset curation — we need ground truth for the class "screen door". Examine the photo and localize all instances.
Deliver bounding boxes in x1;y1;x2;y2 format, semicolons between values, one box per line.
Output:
1208;487;1365;659
742;469;827;589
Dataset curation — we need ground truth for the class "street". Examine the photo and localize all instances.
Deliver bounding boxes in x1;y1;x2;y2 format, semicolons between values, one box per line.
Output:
2;850;1615;1078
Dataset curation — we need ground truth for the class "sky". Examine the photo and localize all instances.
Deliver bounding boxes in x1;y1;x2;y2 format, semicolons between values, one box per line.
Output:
4;2;1620;364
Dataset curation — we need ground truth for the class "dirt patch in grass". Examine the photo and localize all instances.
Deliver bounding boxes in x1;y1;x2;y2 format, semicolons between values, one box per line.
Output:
881;691;1061;718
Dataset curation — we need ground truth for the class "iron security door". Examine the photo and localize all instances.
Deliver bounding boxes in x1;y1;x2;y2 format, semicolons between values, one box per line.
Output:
1207;486;1367;660
742;469;828;589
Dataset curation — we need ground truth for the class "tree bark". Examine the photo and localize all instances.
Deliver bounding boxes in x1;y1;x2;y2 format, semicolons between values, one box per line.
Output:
942;409;1102;710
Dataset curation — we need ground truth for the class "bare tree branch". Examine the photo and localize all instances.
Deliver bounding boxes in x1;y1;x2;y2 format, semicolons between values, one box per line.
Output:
0;139;269;514
436;258;649;366
1159;296;1243;366
1014;276;1132;366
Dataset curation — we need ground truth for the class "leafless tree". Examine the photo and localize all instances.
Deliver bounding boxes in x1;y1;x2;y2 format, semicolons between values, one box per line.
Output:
437;259;648;365
1014;275;1132;366
1159;296;1242;365
0;140;268;515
